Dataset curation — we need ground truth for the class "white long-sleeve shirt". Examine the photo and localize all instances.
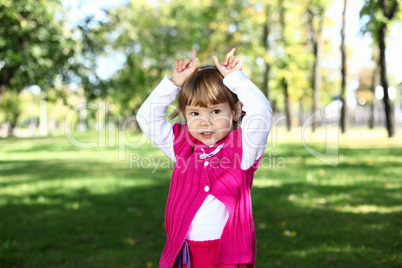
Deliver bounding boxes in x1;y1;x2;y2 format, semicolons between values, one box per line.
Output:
136;70;272;240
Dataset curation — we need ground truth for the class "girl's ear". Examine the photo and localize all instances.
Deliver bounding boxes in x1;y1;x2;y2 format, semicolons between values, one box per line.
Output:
233;101;243;122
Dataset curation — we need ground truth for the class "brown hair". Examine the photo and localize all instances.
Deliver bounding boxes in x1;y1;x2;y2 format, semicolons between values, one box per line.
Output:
169;65;245;129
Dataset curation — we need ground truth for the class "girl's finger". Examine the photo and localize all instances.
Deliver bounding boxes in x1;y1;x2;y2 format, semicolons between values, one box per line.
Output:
224;48;236;65
231;56;239;67
212;55;222;67
179;58;184;71
228;48;236;55
175;59;179;70
192;48;197;63
224;54;230;66
212;55;225;74
183;57;191;68
189;57;199;72
228;56;238;69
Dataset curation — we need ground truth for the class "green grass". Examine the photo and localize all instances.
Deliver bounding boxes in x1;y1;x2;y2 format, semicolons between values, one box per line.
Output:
0;129;401;267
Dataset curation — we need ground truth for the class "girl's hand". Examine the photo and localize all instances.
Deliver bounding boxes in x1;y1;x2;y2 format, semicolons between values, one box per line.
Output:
171;48;198;87
212;48;243;77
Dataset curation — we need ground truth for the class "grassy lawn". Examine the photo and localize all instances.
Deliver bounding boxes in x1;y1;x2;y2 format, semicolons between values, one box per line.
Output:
0;128;401;268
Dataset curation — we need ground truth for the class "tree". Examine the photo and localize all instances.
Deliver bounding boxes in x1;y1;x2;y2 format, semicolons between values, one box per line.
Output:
0;90;21;135
103;0;312;132
306;0;330;132
273;0;312;131
340;0;348;133
0;0;117;133
105;0;258;119
360;0;401;137
369;65;379;129
104;0;195;120
0;0;76;98
278;0;292;131
262;2;275;99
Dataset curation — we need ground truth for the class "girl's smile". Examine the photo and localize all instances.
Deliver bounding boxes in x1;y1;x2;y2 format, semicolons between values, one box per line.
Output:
199;131;215;139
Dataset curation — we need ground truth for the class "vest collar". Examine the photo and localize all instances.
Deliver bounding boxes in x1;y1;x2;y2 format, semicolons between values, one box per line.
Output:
193;133;228;155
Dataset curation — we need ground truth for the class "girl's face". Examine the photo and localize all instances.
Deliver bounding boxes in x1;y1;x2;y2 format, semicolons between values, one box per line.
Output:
185;102;238;146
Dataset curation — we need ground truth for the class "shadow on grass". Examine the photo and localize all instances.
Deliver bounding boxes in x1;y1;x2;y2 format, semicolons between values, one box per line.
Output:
0;159;133;187
0;166;172;268
268;146;402;160
1;170;401;267
252;183;401;267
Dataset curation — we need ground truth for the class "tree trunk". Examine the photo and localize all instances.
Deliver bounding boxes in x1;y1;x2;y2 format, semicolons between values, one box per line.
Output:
0;67;17;100
283;78;292;131
313;24;322;132
307;8;322;133
369;67;378;129
0;85;5;101
5;110;20;136
271;99;276;114
298;98;304;127
263;4;272;99
278;0;291;131
8;121;17;136
378;24;395;137
340;0;348;133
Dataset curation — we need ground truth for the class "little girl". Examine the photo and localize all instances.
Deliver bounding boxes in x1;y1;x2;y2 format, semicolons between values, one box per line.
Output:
136;48;272;268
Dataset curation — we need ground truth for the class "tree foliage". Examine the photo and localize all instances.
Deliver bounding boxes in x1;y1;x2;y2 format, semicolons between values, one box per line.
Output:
0;0;75;96
360;0;401;41
104;0;260;116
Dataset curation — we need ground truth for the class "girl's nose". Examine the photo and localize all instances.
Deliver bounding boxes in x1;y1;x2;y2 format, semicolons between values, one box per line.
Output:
199;116;212;127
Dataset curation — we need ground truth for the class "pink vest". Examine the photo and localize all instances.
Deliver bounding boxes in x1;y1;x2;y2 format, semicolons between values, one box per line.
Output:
159;123;263;268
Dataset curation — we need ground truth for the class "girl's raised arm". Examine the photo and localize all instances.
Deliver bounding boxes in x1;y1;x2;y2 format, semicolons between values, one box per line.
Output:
224;71;272;170
136;49;198;162
213;49;272;170
136;76;179;162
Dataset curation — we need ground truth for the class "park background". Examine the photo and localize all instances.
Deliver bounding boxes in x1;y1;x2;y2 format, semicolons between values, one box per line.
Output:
0;0;401;267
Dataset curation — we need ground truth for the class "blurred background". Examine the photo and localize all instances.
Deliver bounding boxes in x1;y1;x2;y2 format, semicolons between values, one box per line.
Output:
0;0;401;137
0;0;401;267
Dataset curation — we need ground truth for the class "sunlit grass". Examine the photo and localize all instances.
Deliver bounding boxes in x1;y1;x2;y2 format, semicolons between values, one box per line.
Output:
0;128;401;267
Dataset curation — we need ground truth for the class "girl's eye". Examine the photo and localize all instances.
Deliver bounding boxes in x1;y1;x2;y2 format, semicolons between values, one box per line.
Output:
190;112;199;116
212;110;220;114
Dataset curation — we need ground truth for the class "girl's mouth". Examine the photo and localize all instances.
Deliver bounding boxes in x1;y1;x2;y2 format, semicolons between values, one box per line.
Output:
200;132;215;138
